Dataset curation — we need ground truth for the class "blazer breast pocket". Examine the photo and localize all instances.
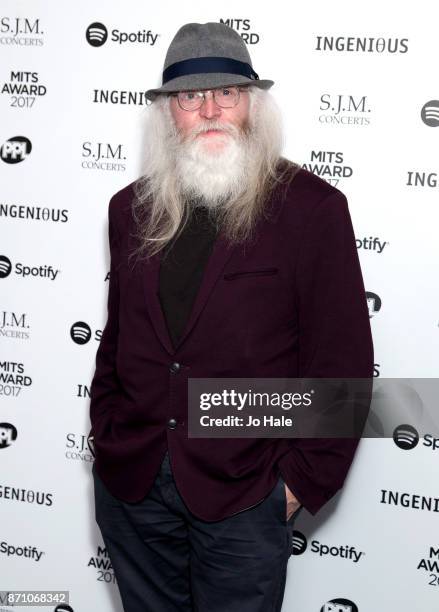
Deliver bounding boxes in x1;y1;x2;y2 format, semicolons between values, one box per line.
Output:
223;267;279;281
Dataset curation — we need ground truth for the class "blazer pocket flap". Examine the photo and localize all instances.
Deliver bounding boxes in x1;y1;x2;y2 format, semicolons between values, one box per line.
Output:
223;267;279;280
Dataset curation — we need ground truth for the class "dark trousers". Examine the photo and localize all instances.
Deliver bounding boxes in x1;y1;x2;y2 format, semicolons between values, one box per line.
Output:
92;451;302;612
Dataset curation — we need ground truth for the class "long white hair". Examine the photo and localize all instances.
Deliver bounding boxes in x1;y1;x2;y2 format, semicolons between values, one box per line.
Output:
131;86;298;260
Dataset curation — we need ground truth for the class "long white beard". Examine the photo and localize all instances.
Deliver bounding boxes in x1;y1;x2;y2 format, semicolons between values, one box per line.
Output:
173;123;250;209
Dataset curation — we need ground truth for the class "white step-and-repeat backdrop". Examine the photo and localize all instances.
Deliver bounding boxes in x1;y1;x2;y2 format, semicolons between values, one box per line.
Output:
1;1;438;611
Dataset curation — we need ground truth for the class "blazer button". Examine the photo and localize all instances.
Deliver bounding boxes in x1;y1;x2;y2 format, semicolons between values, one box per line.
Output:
168;418;177;429
170;362;181;374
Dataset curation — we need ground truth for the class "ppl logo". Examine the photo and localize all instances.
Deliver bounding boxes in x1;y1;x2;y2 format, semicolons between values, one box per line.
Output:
0;423;18;449
321;600;358;612
86;22;108;47
393;424;419;450
421;100;439;127
0;136;32;163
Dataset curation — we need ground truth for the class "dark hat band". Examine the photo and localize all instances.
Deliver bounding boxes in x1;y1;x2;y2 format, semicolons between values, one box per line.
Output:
162;56;259;85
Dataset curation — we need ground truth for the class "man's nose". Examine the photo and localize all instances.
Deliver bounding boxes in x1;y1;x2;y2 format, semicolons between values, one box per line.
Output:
199;91;222;119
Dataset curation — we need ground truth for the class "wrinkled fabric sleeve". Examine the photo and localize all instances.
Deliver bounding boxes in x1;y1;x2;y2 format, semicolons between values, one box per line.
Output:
278;190;374;515
88;196;122;443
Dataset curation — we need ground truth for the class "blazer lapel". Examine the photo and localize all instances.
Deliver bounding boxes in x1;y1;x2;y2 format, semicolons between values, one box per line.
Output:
141;251;175;355
173;230;237;351
141;225;237;356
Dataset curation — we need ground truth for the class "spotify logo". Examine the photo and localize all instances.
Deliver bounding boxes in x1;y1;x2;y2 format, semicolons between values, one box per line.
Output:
421;100;439;127
0;256;12;278
86;22;108;47
366;291;382;318
393;424;419;450
291;530;307;555
70;322;92;345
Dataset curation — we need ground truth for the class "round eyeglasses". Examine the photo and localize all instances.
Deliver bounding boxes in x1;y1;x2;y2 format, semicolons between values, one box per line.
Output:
170;86;247;111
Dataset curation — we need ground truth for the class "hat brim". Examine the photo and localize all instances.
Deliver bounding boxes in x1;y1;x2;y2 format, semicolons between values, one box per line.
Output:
145;73;274;102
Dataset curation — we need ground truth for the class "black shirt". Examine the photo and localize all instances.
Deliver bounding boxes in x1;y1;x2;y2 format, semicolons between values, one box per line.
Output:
158;205;219;349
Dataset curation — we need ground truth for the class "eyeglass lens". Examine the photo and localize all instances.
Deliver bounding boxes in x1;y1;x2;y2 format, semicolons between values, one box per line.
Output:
178;87;240;110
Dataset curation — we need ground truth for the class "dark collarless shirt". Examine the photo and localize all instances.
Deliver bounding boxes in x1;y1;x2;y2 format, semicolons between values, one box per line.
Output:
158;205;219;349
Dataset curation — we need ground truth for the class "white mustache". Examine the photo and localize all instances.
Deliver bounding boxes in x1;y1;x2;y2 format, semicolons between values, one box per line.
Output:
190;122;239;139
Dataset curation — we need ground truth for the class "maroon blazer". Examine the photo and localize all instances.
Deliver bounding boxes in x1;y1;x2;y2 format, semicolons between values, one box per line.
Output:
89;160;374;521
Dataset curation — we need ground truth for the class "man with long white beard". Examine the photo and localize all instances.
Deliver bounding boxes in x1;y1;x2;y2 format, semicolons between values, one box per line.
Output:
89;21;374;612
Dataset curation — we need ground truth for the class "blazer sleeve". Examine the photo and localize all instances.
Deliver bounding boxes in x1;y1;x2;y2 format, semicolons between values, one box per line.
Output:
88;196;122;444
278;190;374;515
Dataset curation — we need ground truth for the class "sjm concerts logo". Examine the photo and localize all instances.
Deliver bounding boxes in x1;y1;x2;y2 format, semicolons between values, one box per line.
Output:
0;311;30;340
319;94;371;126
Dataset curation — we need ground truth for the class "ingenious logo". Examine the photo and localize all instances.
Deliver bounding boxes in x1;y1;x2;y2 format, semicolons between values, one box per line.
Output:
315;35;408;54
76;384;90;399
92;89;149;106
0;483;53;506
0;202;69;223
380;489;439;513
406;170;438;188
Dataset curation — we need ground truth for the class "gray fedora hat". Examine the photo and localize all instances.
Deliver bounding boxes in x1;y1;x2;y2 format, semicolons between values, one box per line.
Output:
145;22;274;101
